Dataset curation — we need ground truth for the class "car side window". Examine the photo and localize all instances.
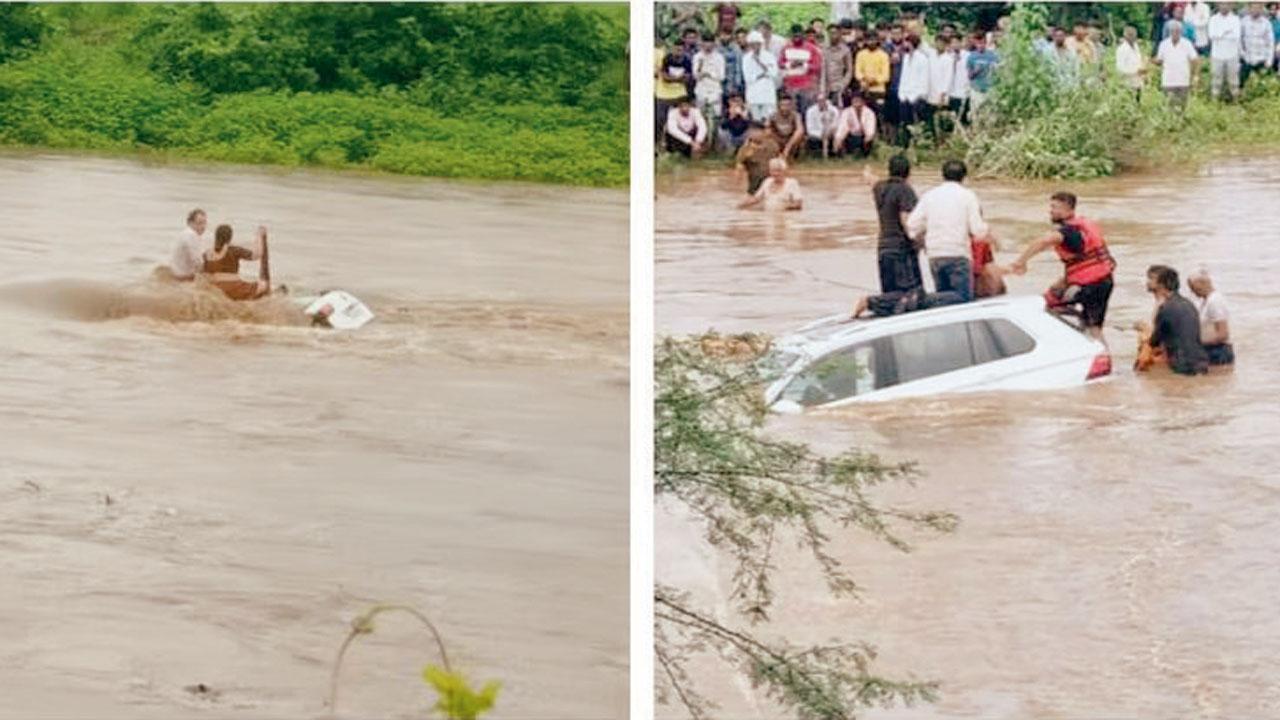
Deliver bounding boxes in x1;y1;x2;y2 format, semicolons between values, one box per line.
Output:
987;318;1036;356
782;343;876;407
891;322;974;385
970;319;1036;364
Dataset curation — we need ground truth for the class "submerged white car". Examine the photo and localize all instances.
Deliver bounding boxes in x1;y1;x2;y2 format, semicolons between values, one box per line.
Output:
762;295;1111;411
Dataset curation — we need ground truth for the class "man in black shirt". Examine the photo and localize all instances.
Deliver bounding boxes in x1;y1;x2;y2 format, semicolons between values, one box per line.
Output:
872;154;922;294
1147;266;1209;376
851;155;927;318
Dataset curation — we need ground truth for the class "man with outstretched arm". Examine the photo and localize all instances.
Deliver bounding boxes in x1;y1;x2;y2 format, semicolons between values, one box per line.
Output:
1009;191;1117;341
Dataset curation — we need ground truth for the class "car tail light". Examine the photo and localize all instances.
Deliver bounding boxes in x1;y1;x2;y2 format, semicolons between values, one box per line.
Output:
1086;353;1112;381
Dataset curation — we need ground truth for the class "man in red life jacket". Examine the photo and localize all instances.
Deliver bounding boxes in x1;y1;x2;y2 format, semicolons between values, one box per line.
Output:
1009;191;1116;340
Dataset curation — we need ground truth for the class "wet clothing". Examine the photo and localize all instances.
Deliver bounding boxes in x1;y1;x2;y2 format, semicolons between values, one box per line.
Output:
168;227;206;279
929;256;973;306
736;135;780;194
872;177;917;252
1150;293;1210;375
1205;343;1235;365
877;248;923;294
202;245;254;275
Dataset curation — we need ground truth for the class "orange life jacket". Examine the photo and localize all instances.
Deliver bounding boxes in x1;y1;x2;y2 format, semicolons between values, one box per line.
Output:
1053;216;1115;286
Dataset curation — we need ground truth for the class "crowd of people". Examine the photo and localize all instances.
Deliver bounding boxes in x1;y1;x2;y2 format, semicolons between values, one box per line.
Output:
656;2;1280;165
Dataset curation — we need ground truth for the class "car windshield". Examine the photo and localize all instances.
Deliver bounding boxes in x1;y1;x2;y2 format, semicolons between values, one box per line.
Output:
756;348;800;381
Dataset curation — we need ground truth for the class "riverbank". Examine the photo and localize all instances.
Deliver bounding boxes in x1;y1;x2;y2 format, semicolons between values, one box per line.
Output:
0;4;628;188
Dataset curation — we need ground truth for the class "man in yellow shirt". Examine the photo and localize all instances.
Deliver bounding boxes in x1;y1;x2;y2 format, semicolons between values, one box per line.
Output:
1064;22;1098;64
655;40;691;144
854;37;891;104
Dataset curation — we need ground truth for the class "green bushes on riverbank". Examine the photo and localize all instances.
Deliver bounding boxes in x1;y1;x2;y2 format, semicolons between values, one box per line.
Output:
960;3;1280;179
0;3;628;187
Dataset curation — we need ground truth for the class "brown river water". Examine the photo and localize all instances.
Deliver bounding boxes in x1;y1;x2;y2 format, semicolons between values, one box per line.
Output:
0;153;627;719
657;157;1280;718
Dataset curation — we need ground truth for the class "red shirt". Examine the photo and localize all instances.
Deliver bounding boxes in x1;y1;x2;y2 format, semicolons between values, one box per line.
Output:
781;40;823;92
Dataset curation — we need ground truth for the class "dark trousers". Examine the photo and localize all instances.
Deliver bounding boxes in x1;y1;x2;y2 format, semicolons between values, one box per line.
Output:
1205;342;1235;365
664;135;693;157
1241;61;1269;89
948;96;970;125
842;134;872;157
928;256;973;306
878;247;923;294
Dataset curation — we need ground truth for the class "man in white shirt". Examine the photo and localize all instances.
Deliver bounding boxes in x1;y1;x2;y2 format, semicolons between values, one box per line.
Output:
693;35;727;146
664;98;708;157
167;208;208;281
1207;3;1243;101
803;95;839;157
742;31;780;121
926;35;953;110
896;35;931;143
758;21;787;59
947;35;971;125
1187;267;1234;365
1155;22;1200;112
1189;0;1213;52
1240;3;1274;88
834;92;877;157
1115;25;1147;96
906;159;989;306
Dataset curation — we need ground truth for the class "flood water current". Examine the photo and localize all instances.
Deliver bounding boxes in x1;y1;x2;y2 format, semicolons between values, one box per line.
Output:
657;156;1280;718
0;153;628;719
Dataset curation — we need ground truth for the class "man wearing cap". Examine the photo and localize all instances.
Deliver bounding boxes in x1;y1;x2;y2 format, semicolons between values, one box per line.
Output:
742;30;780;121
780;23;824;113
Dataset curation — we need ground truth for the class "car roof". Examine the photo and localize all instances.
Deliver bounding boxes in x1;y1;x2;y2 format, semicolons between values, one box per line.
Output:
776;295;1070;355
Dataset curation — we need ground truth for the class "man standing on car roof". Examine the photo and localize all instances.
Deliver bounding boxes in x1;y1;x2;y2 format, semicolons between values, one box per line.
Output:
1009;191;1117;341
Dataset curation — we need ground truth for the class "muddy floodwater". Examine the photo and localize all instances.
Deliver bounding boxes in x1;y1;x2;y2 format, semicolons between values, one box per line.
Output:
657;157;1280;717
0;153;627;719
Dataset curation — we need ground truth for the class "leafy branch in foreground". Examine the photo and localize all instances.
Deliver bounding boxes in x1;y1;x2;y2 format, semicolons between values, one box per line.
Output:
655;334;958;720
328;604;500;720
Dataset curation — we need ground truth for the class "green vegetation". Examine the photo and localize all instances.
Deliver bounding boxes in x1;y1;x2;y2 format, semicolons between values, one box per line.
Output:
658;2;1280;181
0;3;628;186
655;334;957;719
962;3;1280;179
329;604;500;720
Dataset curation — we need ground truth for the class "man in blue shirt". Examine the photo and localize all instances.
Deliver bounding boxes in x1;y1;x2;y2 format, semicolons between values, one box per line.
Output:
966;32;1000;110
719;28;745;106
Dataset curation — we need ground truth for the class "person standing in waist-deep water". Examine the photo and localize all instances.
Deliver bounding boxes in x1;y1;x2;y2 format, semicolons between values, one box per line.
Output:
738;158;803;211
734;123;781;195
1147;266;1210;375
907;159;990;307
1187;266;1235;365
1009;191;1117;341
167;208;208;281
